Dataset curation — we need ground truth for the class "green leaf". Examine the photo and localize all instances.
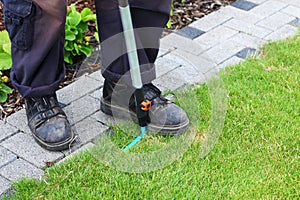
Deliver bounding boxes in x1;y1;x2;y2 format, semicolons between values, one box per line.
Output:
0;83;12;103
80;8;94;19
0;31;10;46
76;22;88;33
79;45;93;57
3;43;11;55
67;12;81;27
64;41;74;51
74;43;80;55
0;53;12;70
70;4;77;13
166;20;172;29
82;14;96;23
65;30;76;41
0;90;8;103
0;83;13;94
94;32;99;42
75;33;84;42
69;28;79;36
64;51;73;64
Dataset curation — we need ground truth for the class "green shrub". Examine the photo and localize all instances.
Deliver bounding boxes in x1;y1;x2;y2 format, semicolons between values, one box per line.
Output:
64;4;97;64
0;30;12;70
0;30;13;103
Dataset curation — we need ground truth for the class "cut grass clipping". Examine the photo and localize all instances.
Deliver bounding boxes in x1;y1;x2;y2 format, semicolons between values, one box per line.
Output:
4;32;300;199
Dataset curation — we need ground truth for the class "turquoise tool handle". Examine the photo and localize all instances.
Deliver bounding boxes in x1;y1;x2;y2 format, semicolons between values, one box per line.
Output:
119;0;143;89
124;127;146;151
119;0;149;151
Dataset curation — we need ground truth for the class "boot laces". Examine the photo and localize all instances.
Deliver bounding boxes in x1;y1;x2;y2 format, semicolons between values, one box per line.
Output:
143;83;168;104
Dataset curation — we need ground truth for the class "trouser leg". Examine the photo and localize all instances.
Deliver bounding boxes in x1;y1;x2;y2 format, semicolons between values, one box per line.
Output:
94;0;170;85
2;0;66;97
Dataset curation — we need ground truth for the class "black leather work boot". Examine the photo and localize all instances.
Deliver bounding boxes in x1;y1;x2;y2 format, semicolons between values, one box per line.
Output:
25;94;74;151
100;79;189;134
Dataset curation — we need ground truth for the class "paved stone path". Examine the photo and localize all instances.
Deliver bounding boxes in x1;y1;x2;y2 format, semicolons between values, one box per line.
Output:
1;0;299;195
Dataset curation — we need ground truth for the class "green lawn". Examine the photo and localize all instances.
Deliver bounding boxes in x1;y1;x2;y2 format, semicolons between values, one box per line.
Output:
4;32;300;199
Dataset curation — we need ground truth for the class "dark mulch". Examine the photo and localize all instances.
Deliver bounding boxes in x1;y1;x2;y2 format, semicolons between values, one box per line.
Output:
0;0;235;120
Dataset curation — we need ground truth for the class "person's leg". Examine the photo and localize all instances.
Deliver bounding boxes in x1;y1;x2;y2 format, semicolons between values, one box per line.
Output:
2;0;74;150
3;0;66;97
95;0;189;134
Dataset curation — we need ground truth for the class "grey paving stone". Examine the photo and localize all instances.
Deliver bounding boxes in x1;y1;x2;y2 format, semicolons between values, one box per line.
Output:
0;146;17;168
189;10;233;32
236;47;258;59
163;49;216;74
153;63;204;91
72;117;108;145
217;56;244;70
152;71;187;91
219;5;262;24
194;25;238;48
202;67;222;83
170;64;206;85
223;18;273;38
90;110;121;126
0;121;18;142
1;132;64;168
202;39;246;64
0;158;44;182
289;18;300;27
160;33;209;55
6;109;31;134
60;142;95;163
63;96;100;125
231;0;258;11
86;70;104;84
226;32;265;48
248;0;287;18
281;5;300;18
176;26;205;39
89;88;103;100
57;76;101;105
264;24;298;41
276;0;300;7
155;57;181;78
257;12;295;31
0;176;11;196
157;48;173;58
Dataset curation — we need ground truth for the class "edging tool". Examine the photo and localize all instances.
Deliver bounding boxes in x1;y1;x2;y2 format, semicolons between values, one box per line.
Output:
118;0;151;150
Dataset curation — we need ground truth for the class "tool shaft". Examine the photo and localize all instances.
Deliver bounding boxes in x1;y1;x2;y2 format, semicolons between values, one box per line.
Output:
119;0;150;151
119;3;143;89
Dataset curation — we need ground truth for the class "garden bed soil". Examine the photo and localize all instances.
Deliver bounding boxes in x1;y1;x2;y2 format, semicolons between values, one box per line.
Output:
0;0;235;120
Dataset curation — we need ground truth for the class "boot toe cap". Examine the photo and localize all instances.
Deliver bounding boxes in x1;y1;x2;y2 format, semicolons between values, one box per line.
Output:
36;117;73;144
149;102;189;133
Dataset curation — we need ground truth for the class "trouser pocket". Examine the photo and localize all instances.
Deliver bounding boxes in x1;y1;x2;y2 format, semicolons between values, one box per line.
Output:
3;0;35;50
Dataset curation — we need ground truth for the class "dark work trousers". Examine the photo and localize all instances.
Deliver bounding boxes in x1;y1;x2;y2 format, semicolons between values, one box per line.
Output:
1;0;171;98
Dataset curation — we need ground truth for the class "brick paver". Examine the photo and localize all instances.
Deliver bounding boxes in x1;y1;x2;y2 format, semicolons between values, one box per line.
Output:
0;158;44;182
57;75;101;105
63;95;100;125
0;146;17;169
0;176;11;196
194;25;239;48
1;132;64;168
0;121;18;142
6;109;31;134
1;0;299;196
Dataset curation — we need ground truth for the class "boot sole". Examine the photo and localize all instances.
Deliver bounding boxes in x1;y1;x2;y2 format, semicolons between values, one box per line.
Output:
100;98;189;135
